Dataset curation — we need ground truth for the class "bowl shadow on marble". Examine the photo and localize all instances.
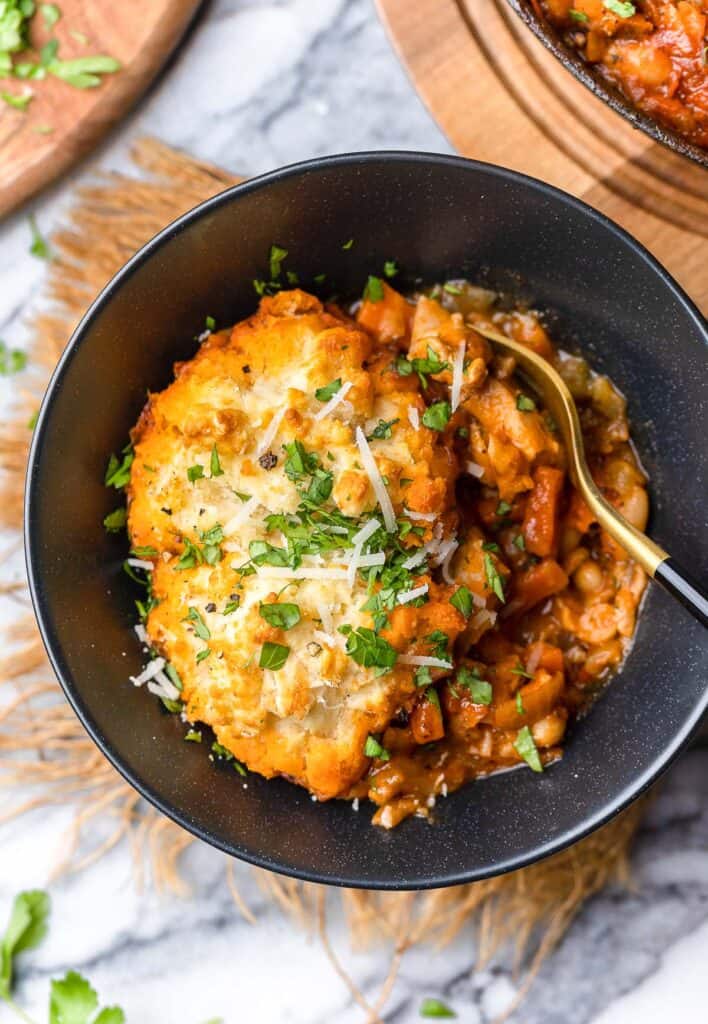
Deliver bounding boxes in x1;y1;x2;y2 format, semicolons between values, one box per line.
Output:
25;152;708;889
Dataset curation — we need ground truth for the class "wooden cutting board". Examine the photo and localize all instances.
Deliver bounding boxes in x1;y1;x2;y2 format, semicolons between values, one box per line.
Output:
0;0;201;218
377;0;708;313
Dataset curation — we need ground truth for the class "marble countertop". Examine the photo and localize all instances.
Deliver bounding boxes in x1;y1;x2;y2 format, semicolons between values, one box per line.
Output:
1;1;707;1021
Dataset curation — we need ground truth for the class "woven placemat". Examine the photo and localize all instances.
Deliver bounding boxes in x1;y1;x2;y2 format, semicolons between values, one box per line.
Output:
0;138;646;1024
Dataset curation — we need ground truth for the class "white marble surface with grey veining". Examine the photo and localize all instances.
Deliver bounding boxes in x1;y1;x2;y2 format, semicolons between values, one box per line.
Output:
1;2;707;1022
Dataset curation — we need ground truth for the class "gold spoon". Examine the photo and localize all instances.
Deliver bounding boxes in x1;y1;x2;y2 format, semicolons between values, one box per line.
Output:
471;325;707;628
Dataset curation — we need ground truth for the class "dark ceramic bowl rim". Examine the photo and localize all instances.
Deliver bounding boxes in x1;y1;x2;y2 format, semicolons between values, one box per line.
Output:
25;151;708;889
503;0;708;168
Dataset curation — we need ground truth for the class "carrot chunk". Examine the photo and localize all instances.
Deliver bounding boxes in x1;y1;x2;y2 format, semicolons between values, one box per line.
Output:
410;691;445;744
503;558;569;618
357;282;413;345
521;466;565;557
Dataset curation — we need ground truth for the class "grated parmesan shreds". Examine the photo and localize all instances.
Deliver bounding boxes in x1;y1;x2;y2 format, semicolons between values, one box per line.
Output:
351;517;381;548
250;565;349;580
130;657;165;686
347;516;382;587
256;405;287;456
408;406;420;429
399;654;454;669
404;507;436;522
151;670;180;702
224;496;258;535
347;551;385;569
467;460;484;479
313;628;345;650
451;340;466;412
313;380;353;421
316;601;334;635
397;584;429;605
438;539;460;584
355;426;396;533
134;623;148;645
126;558;154;571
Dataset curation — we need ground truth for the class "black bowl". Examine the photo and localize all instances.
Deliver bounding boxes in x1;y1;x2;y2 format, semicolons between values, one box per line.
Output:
26;152;708;889
504;0;708;168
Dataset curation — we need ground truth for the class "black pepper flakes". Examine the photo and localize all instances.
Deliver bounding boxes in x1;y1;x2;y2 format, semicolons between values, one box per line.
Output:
258;450;278;470
161;507;173;516
205;602;216;613
242;365;251;374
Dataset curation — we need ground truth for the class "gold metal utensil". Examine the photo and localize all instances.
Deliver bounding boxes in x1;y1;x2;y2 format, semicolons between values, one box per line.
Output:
471;324;707;628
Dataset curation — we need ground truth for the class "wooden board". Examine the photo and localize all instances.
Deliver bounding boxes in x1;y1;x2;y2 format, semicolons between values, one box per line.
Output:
0;0;201;218
377;0;708;313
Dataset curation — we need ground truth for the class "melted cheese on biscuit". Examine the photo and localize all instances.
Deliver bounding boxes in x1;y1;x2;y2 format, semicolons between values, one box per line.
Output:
128;290;468;799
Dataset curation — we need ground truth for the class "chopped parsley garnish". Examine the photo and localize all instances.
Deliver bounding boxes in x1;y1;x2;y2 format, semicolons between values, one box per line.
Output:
185;606;210;641
496;500;512;517
424;686;440;710
414;665;432;687
513;533;526;551
286;269;299;284
184;729;202;742
249;539;290;567
383;259;398;278
420;997;457;1018
483;552;506;603
204;314;216;331
603;0;635;16
339;625;397;674
199;523;224;564
516;690;525;714
364;734;390;760
450;586;473;618
569;7;589;21
515;725;543;772
443;282;462;295
104;448;133;489
28;214;51;260
367;417;398;441
103;507;126;532
212;741;235;760
457;666;492;705
269;244;288;280
131;545;158;558
363;275;384;302
40;3;61;27
422;401;451;432
235;490;252;503
283;439;319;480
259;641;290;671
210;443;224;477
223;598;240;615
304;467;333;505
342;238;354;250
426;629;449;661
481;541;499;552
1;89;32;109
165;663;182;691
315;378;342;402
511;663;534;679
259;602;301;631
176;536;204;570
195;648;211;663
516;393;536;412
313;273;326;285
399;345;450;388
187;463;204;483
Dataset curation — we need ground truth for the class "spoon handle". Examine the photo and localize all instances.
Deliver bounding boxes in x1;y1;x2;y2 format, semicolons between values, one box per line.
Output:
654;558;708;628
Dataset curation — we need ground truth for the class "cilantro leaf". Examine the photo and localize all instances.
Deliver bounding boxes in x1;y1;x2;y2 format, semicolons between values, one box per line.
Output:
457;666;492;704
304;468;333;505
315;379;342;402
187;463;204;483
0;889;50;1000
484;552;506;603
422;401;451;432
259;602;301;630
282;440;318;481
364;734;390;760
269;244;288;280
363;275;384;302
450;586;473;618
514;725;543;772
340;625;397;672
414;665;432;687
104;449;133;489
184;606;210;641
49;969;125;1024
420;996;457;1018
259;641;290;670
210;444;224;477
367;418;399;441
103;507;126;533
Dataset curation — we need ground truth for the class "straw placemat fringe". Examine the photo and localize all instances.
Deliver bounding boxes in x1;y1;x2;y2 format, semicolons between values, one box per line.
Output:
0;138;646;1023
